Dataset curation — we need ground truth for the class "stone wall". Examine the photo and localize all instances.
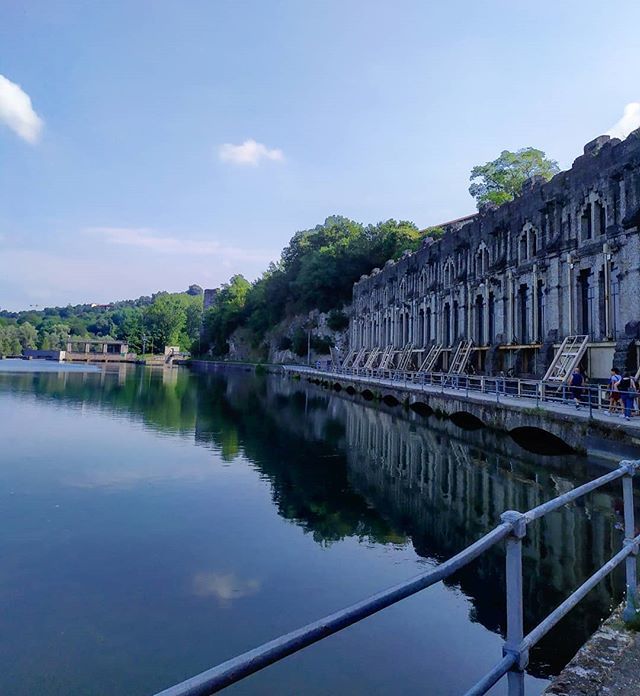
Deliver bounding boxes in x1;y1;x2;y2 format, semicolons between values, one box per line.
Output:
351;130;640;378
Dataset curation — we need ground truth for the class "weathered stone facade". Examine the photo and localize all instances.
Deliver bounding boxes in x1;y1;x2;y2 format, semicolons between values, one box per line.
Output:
351;131;640;378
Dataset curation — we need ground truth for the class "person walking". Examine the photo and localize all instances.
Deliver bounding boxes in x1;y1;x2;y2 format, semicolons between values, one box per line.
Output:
617;372;637;421
569;367;584;409
605;368;622;416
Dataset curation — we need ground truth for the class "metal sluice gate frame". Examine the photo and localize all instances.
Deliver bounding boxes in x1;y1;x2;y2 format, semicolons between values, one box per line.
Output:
155;460;640;696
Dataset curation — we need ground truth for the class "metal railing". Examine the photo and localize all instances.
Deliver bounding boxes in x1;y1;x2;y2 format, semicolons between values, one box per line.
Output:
155;460;640;696
301;364;640;420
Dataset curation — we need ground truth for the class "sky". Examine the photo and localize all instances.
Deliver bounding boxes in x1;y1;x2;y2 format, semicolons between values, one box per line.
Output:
1;0;640;312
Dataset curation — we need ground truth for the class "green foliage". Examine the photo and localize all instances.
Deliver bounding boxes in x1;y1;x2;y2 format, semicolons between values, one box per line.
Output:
311;334;333;354
202;216;422;355
143;293;203;351
277;335;293;351
0;325;22;355
327;309;349;332
287;328;333;357
423;226;445;239
0;286;202;355
17;322;38;350
291;328;308;357
201;275;251;355
469;148;560;208
40;323;70;350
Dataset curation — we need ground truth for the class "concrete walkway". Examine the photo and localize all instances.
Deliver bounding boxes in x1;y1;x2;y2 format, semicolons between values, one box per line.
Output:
287;365;640;437
544;606;640;695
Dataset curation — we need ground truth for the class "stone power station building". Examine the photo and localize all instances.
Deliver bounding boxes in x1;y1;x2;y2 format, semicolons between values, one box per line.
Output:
349;130;640;380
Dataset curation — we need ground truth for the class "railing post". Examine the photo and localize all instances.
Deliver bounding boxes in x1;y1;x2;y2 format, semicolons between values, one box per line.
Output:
500;511;528;696
621;461;639;622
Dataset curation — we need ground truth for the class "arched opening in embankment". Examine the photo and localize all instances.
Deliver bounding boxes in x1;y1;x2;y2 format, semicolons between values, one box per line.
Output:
332;383;342;392
409;402;433;417
382;394;401;407
361;389;375;401
509;427;575;455
345;386;357;395
449;412;485;430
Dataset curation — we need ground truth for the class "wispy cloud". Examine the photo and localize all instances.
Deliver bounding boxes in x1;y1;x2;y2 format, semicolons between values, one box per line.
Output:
0;74;43;144
218;138;284;166
87;226;275;263
606;102;640;140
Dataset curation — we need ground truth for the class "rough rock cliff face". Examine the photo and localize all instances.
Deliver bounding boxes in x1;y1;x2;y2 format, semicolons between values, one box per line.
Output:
227;307;351;364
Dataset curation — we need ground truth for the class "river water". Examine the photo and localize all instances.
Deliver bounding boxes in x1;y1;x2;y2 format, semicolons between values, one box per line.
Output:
0;360;632;695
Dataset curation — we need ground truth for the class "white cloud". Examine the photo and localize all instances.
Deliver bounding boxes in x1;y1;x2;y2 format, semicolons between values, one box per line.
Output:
87;226;275;263
606;102;640;140
0;74;43;144
218;138;284;166
192;571;261;607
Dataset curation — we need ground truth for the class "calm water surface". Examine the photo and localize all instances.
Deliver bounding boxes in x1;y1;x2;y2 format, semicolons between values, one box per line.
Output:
0;360;632;695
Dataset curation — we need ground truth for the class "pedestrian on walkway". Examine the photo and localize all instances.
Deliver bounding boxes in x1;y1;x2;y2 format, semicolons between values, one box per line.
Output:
605;368;622;416
569;367;584;409
617;372;637;421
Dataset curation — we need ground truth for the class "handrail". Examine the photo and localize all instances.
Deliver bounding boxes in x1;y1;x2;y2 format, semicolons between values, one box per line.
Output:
524;466;628;522
155;524;512;696
286;364;640;421
155;459;640;696
521;536;640;651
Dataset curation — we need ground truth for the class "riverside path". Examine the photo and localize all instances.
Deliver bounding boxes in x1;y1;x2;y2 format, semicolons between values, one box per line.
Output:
283;365;640;457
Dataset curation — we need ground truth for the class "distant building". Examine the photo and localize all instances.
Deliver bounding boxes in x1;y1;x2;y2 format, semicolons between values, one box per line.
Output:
65;339;132;362
350;131;640;379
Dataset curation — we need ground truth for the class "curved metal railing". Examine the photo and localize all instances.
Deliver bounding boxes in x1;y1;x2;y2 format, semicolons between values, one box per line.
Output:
155;460;640;696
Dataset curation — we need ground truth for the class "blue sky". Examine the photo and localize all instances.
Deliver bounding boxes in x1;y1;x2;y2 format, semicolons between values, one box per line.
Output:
1;0;639;311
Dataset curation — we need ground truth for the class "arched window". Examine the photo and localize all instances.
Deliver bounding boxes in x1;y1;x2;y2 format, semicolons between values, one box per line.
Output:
443;257;455;289
475;242;489;278
519;233;528;262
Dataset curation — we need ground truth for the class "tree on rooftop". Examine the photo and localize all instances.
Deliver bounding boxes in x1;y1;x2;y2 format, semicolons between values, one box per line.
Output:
469;148;559;208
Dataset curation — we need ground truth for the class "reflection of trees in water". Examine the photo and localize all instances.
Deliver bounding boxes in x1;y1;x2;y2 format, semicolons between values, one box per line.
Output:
0;366;200;435
194;373;403;545
4;365;629;677
202;372;628;679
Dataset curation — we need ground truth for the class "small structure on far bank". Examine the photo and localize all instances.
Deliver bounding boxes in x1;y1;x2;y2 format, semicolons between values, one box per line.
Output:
65;339;134;362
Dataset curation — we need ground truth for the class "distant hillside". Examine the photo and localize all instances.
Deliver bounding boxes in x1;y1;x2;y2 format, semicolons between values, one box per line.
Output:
0;286;204;356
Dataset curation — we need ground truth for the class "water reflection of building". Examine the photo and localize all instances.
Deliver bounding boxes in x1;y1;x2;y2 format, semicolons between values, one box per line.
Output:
190;369;628;676
341;400;622;673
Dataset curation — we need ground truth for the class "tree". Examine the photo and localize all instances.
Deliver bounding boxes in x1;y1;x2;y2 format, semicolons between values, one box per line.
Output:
143;293;196;351
202;275;250;355
469;148;559;208
185;302;203;343
17;322;38;350
0;326;21;355
40;324;70;350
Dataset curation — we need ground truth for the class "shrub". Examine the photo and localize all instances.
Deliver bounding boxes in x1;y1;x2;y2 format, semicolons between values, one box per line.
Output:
311;334;333;354
291;328;308;356
277;335;293;350
327;309;349;332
